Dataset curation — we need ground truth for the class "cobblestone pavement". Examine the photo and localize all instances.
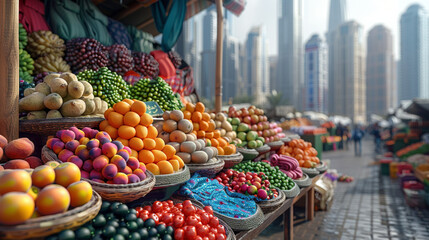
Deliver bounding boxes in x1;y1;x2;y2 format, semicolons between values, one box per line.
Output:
256;139;429;240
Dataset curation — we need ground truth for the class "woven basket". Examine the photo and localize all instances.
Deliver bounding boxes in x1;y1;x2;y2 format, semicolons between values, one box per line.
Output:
256;188;285;213
0;191;101;239
302;167;320;178
42;146;156;203
267;141;284;150
237;148;259;161
219;153;244;168
281;137;291;143
282;182;300;198
316;161;328;173
293;173;311;187
213;204;264;231
154;165;191;189
19;117;105;135
187;158;225;177
256;144;270;154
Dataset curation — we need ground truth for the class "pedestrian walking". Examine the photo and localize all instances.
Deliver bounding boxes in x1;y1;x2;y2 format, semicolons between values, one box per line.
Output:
344;125;350;150
372;125;382;153
352;125;364;156
336;123;344;150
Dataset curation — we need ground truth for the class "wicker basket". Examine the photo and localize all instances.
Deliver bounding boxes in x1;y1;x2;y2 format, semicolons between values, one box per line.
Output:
302;167;320;178
154;165;191;189
19;117;105;135
219;153;244;168
256;144;270;154
281;137;291;143
256;188;285;213
237;148;259;161
293;173;311;187
316;161;328;173
267;141;284;150
0;191;101;239
42;146;156;203
187;158;225;177
213;204;264;231
282;182;300;198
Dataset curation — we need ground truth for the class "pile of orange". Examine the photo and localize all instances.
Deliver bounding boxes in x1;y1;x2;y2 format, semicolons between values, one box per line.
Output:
182;102;236;156
278;139;320;168
100;99;184;175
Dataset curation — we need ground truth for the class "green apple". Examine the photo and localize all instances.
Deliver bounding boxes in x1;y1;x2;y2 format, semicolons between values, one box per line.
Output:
248;140;257;149
256;140;263;148
231;118;241;125
246;131;258;141
237;123;249;132
238;132;247;141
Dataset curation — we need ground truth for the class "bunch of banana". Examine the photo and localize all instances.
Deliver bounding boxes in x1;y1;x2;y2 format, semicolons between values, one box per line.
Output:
19;69;33;83
19;23;28;50
34;54;70;74
27;31;66;58
19;48;34;82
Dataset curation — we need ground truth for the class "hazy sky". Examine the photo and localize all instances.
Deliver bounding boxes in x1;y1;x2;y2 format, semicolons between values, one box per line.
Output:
231;0;429;59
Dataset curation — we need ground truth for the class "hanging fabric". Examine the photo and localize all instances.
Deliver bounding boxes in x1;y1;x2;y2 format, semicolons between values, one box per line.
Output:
44;0;86;40
19;0;51;33
107;18;133;49
77;0;113;46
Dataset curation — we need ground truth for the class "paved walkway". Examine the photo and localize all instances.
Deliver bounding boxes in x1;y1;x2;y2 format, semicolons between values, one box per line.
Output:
257;139;429;240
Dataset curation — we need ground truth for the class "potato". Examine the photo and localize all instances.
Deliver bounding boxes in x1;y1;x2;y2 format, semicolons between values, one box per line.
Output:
44;93;63;110
46;110;63;119
23;88;35;97
27;111;47;120
19;92;46;111
67;81;84;99
48;78;68;97
43;73;60;85
80;81;93;96
83;99;96;115
59;72;77;84
60;99;86;117
35;82;51;95
93;97;102;114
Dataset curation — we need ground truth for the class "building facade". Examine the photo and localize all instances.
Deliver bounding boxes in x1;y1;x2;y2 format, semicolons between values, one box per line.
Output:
200;6;217;101
304;34;328;113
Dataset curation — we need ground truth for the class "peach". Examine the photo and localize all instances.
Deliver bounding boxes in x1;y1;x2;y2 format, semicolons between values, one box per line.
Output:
54;162;81;187
55;130;65;139
45;161;60;168
52;141;65;154
93;156;109;171
67;181;92;207
69;127;84;140
127;174;140;183
82;159;94;172
86;139;100;149
82;127;92;138
89;129;99;139
67;155;83;169
99;137;111;145
138;162;147;172
122;166;132;175
117;149;130;161
123;146;132;155
0;192;34;225
79;137;90;145
0;134;7;148
76;148;89;161
25;156;43;168
89;147;102;160
46;137;61;149
102;143;118;158
111;140;124;150
96;131;111;141
0;165;3;171
127;157;140;170
27;186;40;200
133;169;147;181
58;149;74;162
0;170;32;194
81;170;90;179
36;184;70;215
113;172;128;184
4;159;30;169
111;155;126;170
102;164;118;180
32;165;55;188
89;170;102;180
65;140;80;152
74;145;87;154
60;130;75;143
4;138;34;159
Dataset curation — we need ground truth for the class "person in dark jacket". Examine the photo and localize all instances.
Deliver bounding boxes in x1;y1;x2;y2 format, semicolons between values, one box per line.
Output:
352;125;364;156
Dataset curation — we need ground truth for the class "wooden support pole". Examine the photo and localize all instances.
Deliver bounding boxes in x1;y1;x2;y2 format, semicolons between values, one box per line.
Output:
284;206;294;240
215;0;223;113
0;0;19;140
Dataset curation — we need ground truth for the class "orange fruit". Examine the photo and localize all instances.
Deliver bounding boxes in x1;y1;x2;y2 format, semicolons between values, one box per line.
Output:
135;125;148;139
99;120;109;131
140;113;154;127
129;137;144;151
171;155;185;168
118;125;136;140
116;137;129;147
202;113;211;121
208;121;216;132
183;110;192;120
303;161;313;168
298;160;305;166
147;126;158;139
224;144;236;155
197;130;205;139
195;102;205;113
131;101;147;116
104;108;114;119
107;111;124;128
124;112;140;127
122;99;134;105
104;125;118;139
131;149;138;158
217;147;225;155
205;132;214;139
143;138;156;150
113;101;131;115
154;138;165;151
168;160;180;171
211;138;219;147
193;123;200;131
191;112;202;122
192;130;197;136
146;163;160;175
162;145;176;159
217;138;227;148
157;161;174;174
185;103;195;113
152;150;167;163
213;130;220;138
199;121;209;131
139;150;154;164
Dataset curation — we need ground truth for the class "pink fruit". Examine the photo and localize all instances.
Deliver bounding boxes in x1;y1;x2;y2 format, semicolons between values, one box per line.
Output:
86;139;100;149
133;169;147;181
82;160;93;172
122;166;132;175
257;189;268;199
102;164;118;180
127;174;140;183
46;138;61;149
111;141;124;150
123;146;132;155
138;162;147;172
60;130;75;143
52;141;65;154
81;170;90;179
111;155;126;170
58;149;74;162
89;130;99;139
95;131;111;141
127;157;140;170
102;143;117;158
55;130;65;139
69;127;84;140
91;179;105;183
93;156;109;171
65;140;80;152
67;155;83;168
88;147;102;160
76;148;89;161
99;137;110;145
89;170;102;180
113;173;128;184
82;127;92;138
117;149;130;161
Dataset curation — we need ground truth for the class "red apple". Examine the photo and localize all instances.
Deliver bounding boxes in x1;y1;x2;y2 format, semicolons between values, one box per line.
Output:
229;106;236;113
259;115;264;122
243;116;251;124
257;131;263;136
248;109;255;115
257;123;264;131
251;124;258;131
242;109;249;117
251;115;259;124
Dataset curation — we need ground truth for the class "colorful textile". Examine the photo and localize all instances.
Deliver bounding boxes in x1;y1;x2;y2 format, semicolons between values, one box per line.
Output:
178;173;257;218
19;0;50;33
107;18;132;49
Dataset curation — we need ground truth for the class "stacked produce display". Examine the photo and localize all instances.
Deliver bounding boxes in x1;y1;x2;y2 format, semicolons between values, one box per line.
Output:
278;139;320;168
19;23;34;83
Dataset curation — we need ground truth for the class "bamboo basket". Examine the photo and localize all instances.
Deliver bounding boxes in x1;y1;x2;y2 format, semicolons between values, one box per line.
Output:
19;117;105;135
256;144;270;154
267;141;284;150
42;146;156;203
293;173;312;187
187;158;225;177
154;165;191;189
0;191;102;239
302;167;320;178
316;161;328;173
237;148;259;161
218;153;244;168
282;182;300;198
256;188;286;213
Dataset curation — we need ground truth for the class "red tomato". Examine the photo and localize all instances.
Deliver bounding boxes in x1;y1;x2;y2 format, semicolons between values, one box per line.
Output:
139;214;149;221
216;233;226;240
197;209;205;216
162;202;169;207
152;201;163;213
140;210;150;216
184;226;197;239
161;213;174;225
204;206;214;215
176;203;183;210
217;225;226;235
143;205;152;212
195;236;203;240
166;200;174;207
173;215;185;228
174;228;185;240
183;200;193;206
209;217;219;227
203;237;210;240
149;213;159;223
210;227;218;234
197;224;210;237
135;207;143;213
200;212;210;225
183;205;197;216
186;215;199;226
225;169;233;177
207;232;216;240
156;212;163;218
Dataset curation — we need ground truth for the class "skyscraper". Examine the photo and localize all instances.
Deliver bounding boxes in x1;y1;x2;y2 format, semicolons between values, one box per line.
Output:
331;21;366;123
276;0;303;108
200;6;217;101
304;34;328;113
223;35;241;103
399;4;429;101
366;25;396;116
327;0;347;114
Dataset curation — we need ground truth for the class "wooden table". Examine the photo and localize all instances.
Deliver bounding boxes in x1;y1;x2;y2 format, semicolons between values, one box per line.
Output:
235;175;321;240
